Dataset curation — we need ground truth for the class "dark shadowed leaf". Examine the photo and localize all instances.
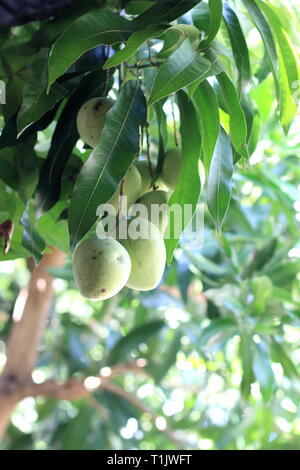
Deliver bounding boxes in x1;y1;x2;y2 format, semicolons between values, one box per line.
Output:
133;0;199;28
36;70;112;214
223;3;251;92
17;50;71;135
107;319;165;365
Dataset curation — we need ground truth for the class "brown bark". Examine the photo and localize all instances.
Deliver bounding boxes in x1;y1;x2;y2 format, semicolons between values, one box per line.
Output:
0;247;66;440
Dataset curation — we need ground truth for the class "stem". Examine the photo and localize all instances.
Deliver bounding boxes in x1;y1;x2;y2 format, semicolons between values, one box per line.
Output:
171;96;179;147
145;121;154;181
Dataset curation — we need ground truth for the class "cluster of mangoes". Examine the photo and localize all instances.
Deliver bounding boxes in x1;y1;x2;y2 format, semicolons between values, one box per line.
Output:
73;97;182;301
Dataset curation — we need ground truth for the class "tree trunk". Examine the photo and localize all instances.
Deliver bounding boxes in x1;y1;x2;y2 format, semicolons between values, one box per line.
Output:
0;248;66;440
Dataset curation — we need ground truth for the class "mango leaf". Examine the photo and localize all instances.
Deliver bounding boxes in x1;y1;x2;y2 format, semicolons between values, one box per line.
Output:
125;1;155;15
157;24;199;59
223;3;251;92
148;39;211;105
271;339;299;380
0;140;38;203
103;25;166;69
36;70;112;214
48;10;135;89
69;80;146;250
198;318;238;349
107;319;165;365
240;333;254;399
253;342;275;402
207;127;233;233
217;71;248;159
241;0;279;96
192;3;210;32
133;0;199;28
192;80;220;174
0;105;59;150
200;0;223;49
165;90;202;265
152;331;182;383
21;202;46;265
17;50;71;135
255;0;299;133
37;203;69;254
188;54;224;95
31;0;101;47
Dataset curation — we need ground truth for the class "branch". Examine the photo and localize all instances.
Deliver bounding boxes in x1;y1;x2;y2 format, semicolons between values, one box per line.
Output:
0;247;66;439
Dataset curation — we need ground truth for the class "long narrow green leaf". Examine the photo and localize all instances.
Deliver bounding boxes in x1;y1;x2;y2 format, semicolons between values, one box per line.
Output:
200;0;223;49
253;342;275;402
103;25;166;69
48;10;135;88
192;80;220;174
256;0;299;133
217;71;248;158
223;3;251;92
165;90;201;265
240;333;254;399
107;320;165;366
69;80;146;250
133;0;199;28
241;0;279;95
148;39;211;105
207;127;233;232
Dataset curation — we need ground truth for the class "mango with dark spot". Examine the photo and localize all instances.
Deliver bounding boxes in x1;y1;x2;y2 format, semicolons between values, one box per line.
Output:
73;236;131;300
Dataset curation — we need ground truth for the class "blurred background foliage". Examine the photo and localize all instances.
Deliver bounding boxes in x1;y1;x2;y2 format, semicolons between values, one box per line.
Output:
0;0;300;451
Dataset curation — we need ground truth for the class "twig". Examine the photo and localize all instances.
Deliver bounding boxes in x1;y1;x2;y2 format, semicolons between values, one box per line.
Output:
145;122;154;181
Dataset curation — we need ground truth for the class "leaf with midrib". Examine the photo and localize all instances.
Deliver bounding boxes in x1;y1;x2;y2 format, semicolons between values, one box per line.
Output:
217;71;248;159
207;126;233;232
148;39;211;105
48;10;135;89
68;80;147;250
165;90;202;265
192;80;220;174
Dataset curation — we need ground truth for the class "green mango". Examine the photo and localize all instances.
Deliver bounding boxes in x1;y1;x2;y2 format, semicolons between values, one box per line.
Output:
73;236;131;300
76;97;114;148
